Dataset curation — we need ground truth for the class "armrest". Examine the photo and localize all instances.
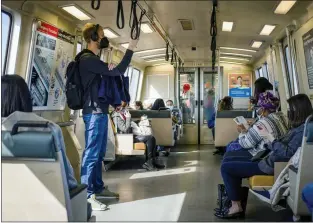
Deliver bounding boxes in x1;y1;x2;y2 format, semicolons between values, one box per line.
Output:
70;184;87;199
274;162;288;181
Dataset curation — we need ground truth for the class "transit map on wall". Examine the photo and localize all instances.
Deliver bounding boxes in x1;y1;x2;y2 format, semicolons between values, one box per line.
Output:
28;20;75;110
228;73;251;98
303;28;313;89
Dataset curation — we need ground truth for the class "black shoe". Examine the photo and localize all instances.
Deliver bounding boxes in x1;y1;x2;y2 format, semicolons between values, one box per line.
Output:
214;209;245;219
143;160;155;171
153;161;165;169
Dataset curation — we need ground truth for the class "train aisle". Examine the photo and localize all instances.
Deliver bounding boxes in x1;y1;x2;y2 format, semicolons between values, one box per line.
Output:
91;146;292;222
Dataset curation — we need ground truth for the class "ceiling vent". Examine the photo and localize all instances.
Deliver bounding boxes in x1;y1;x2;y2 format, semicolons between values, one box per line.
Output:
178;19;194;31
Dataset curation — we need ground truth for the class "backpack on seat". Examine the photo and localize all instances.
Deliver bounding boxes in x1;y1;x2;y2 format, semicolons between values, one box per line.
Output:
65;53;92;110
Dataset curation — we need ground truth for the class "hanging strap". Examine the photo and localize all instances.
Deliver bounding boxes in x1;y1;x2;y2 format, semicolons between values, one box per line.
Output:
117;0;125;29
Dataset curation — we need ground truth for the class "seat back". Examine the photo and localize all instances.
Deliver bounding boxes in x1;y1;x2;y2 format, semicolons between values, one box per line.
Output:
1;121;72;221
292;115;313;216
215;110;253;147
129;110;174;146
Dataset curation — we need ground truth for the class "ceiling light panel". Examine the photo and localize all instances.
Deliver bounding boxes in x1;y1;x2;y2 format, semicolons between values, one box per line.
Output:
134;48;166;55
145;58;165;62
141;54;171;59
61;5;91;21
274;1;296;14
251;41;263;48
140;23;154;33
220;61;245;65
219;47;257;53
121;43;129;48
222;21;234;32
260;25;276;35
220;52;253;57
219;56;250;61
103;28;119;39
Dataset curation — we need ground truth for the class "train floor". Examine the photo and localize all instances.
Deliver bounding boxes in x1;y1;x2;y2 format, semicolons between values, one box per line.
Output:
91;145;293;222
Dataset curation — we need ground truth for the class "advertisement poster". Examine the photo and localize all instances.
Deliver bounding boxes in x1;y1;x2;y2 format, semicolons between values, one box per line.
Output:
29;20;74;110
303;28;313;89
228;74;251;98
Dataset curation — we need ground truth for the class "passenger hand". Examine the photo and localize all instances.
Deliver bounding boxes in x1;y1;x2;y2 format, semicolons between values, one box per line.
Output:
128;38;139;51
237;124;246;133
125;110;131;118
108;63;116;70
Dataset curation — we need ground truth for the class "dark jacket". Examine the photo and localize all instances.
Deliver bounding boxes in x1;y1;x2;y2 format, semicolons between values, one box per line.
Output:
77;49;133;114
258;124;305;175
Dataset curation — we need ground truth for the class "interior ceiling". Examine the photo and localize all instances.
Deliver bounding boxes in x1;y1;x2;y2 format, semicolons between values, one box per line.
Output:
44;1;312;66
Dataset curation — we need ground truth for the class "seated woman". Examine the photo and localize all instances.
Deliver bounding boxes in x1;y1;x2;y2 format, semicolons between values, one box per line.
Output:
135;101;144;110
1;75;78;190
111;102;165;171
225;91;288;158
218;96;233;111
226;78;286;153
215;94;313;219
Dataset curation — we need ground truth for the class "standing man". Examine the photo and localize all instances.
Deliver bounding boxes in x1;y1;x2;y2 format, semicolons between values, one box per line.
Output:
77;23;138;211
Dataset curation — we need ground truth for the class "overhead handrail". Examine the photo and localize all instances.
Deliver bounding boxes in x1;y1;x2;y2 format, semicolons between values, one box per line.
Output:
165;42;169;61
91;0;100;10
129;0;146;40
116;0;125;29
210;0;218;70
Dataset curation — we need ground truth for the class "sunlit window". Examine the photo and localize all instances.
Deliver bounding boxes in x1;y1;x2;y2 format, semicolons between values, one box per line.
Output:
129;68;141;103
284;45;297;96
2;11;12;75
76;42;82;55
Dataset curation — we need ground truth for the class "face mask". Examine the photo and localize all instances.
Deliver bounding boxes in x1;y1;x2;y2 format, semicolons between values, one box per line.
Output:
99;37;109;49
167;105;173;110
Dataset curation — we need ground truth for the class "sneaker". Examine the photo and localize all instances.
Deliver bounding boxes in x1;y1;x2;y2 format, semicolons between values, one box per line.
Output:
96;188;119;199
143;160;155;171
87;194;107;211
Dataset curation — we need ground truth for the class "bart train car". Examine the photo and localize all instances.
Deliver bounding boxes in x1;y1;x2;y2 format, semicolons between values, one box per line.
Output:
1;0;313;221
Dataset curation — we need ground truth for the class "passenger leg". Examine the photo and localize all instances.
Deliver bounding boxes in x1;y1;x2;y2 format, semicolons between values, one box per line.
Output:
95;115;119;199
216;160;268;219
222;150;252;163
81;114;106;211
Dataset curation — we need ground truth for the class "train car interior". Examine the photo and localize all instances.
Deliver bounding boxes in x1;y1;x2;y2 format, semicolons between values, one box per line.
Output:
1;0;313;221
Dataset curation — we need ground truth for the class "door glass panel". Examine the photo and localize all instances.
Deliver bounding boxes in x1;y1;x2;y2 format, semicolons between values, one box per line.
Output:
203;72;216;124
179;72;196;124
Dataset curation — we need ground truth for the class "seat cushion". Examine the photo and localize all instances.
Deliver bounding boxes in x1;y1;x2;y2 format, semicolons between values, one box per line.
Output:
134;143;146;150
249;175;274;187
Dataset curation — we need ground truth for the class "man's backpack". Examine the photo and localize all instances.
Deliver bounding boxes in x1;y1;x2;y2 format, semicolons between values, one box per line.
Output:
65;53;91;110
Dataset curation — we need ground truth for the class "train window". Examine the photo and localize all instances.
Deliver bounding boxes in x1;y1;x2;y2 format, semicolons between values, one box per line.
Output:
76;42;82;55
284;46;293;96
258;67;264;78
129;68;141;103
262;63;269;79
1;10;12;75
255;69;260;79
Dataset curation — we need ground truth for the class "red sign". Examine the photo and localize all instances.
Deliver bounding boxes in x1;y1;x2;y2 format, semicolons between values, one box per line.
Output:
37;21;58;38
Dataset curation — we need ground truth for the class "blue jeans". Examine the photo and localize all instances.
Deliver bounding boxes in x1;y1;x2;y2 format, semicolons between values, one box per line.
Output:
221;157;267;201
81;114;108;198
302;183;313;220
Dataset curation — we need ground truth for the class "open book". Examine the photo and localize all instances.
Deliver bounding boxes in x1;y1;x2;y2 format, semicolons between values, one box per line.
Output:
233;116;249;130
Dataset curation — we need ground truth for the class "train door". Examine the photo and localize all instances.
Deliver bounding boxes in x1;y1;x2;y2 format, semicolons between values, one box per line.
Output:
178;67;218;145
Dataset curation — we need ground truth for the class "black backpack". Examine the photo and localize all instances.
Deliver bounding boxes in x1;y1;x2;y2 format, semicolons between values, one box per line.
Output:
65;53;91;110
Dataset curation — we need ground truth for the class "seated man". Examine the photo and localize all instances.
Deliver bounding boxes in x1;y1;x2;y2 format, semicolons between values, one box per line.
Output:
111;102;165;171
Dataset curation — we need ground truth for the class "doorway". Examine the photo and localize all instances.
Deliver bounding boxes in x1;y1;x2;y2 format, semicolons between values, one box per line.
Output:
178;67;220;145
